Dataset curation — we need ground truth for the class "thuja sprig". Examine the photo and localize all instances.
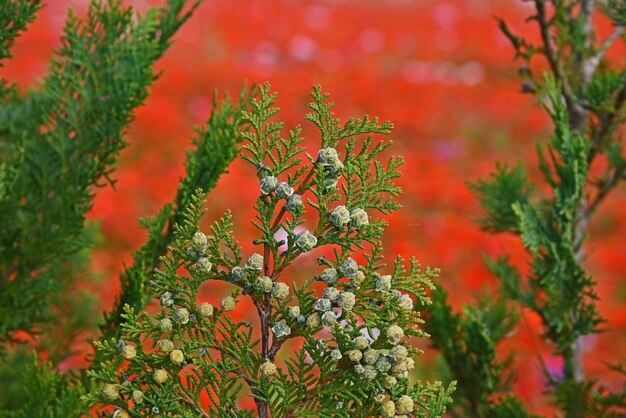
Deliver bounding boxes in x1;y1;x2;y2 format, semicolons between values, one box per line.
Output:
430;1;626;417
85;84;454;417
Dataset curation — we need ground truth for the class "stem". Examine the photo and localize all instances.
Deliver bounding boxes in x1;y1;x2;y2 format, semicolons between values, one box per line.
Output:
534;0;585;127
253;166;317;418
179;389;211;418
270;165;317;232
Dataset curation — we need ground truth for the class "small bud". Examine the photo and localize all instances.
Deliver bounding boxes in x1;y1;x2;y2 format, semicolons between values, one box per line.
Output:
116;339;125;349
354;364;366;375
381;400;396;418
245;253;264;272
271;282;289;299
389;345;408;361
351;270;366;288
191;232;208;252
325;158;344;176
374;393;386;403
157;339;174;352
376;275;392;292
285;194;304;212
363;349;380;365
275;182;294;199
350;208;369;228
159;318;173;332
386;325;404;345
321;311;337;326
340;258;359;279
198;302;214;318
376;356;392;373
260;360;277;377
132;389;144;404
395;395;414;414
221;296;236;312
318;147;339;165
153;369;168;384
353;335;369;350
287;305;301;318
322;286;340;301
362;365;378;380
272;321;291;339
320;268;338;284
336;401;344;409
398;294;413;311
306;313;321;328
159;291;173;307
391;360;409;378
337;291;356;311
196;257;212;273
297;314;306;323
348;349;363;362
173;308;189;324
330;349;342;361
260;176;278;195
294;230;317;252
330;205;351;228
113;410;129;418
170;349;184;365
187;245;200;259
383;375;397;388
230;266;245;282
121;344;136;360
151;407;160;414
405;357;415;371
315;298;332;312
257;276;273;292
101;383;119;401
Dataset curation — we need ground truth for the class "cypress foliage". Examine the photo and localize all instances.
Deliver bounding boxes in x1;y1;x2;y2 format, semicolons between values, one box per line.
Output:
0;1;454;416
84;83;455;417
427;1;626;417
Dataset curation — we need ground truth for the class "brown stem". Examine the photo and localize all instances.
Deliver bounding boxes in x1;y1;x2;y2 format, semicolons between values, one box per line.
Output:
585;27;623;79
534;0;587;130
586;167;625;220
270;165;317;232
179;389;211;418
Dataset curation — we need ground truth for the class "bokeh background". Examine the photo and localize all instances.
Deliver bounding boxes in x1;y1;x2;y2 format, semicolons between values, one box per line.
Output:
2;0;625;415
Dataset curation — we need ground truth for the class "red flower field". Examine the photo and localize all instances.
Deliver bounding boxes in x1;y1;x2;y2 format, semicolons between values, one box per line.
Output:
2;0;625;415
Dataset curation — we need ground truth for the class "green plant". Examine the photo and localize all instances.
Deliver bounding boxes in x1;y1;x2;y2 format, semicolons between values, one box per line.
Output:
427;1;626;417
84;83;455;417
0;1;455;416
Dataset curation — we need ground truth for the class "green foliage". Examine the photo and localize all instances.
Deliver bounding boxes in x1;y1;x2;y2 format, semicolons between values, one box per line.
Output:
97;86;255;347
0;351;88;418
85;84;454;417
607;0;626;26
429;1;626;417
0;0;42;99
0;0;201;351
469;162;532;233
426;288;533;418
0;0;41;66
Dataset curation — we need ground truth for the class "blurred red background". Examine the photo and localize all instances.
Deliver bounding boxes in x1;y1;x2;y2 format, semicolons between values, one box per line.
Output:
2;0;625;415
